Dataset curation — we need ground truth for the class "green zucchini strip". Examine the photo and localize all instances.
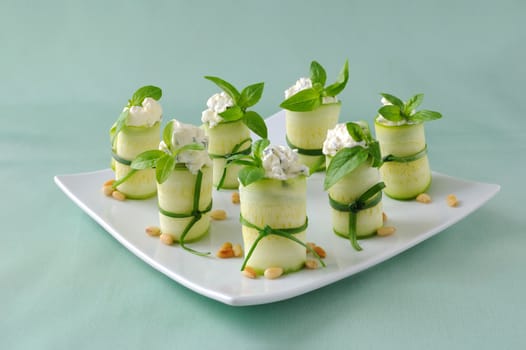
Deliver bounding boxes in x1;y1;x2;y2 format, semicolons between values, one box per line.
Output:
382;145;427;163
208;137;252;190
285;135;324;156
328;182;385;251
239;216;325;270
158;170;212;256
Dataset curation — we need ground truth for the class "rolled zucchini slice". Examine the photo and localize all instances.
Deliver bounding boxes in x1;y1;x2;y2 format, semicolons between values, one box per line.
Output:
374;121;431;200
285;103;340;172
239;177;308;275
113;123;160;199
157;166;213;244
327;161;383;239
203;120;251;190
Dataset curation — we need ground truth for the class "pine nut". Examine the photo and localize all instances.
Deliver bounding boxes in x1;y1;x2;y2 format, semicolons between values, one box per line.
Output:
305;259;319;269
103;179;115;187
416;193;432;204
313;246;327;259
111;190;126;201
102;185;114;196
447;194;458;207
160;233;174;245
231;192;240;204
145;226;161;236
306;242;316;253
377;226;396;236
216;247;234;259
242;266;257;279
382;212;388;222
210;209;227;220
220;242;232;250
264;267;283;280
232;243;243;257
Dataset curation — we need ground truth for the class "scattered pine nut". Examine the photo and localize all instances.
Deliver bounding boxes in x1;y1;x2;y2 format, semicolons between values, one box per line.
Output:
242;266;257;279
231;192;240;204
210;209;227;220
313;246;327;259
305;259;319;270
446;194;458;207
102;185;114;196
232;243;243;257
382;212;388;222
160;233;174;245
377;226;396;237
264;267;284;280
111;190;126;201
306;242;316;252
145;226;161;236
220;242;232;250
103;179;115;187
216;247;234;259
416;193;432;204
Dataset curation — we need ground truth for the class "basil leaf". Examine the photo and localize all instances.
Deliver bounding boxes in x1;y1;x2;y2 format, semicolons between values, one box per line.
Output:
280;88;321;112
238;166;266;187
324;59;349;96
110;110;129;143
378;105;403;121
368;141;383;168
228;158;258;168
310;61;327;87
130;85;162;106
410;109;442;122
252;138;270;163
156;154;176;184
204;76;240;103
243;110;268;138
163;119;175;151
346;122;365;142
238;82;264;109
219;105;244;121
379;93;404;108
324;147;369;190
174;143;205;156
404;93;424;115
131;150;166;169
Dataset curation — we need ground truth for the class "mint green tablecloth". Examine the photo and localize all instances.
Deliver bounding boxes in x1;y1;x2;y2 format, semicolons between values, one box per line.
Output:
2;1;524;349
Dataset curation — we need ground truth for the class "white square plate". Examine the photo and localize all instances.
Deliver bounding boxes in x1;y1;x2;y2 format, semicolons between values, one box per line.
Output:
55;111;500;306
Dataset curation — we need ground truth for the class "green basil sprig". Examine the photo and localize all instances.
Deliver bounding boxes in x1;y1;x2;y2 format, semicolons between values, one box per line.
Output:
324;122;382;190
204;76;268;139
378;93;442;123
110;85;162;143
226;139;270;187
280;59;349;112
130;120;205;184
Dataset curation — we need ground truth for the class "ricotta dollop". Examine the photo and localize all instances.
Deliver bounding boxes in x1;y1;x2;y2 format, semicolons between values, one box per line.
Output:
159;119;211;174
322;123;367;157
261;144;309;180
201;92;234;128
125;97;163;127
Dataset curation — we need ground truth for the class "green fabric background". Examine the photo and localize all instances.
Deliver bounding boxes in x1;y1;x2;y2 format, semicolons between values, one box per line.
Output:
1;0;524;349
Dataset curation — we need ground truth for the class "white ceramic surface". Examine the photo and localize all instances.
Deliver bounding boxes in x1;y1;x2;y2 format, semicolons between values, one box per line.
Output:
55;111;500;306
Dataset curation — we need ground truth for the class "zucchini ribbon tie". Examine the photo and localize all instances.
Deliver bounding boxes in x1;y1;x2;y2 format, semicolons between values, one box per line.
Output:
285;135;324;156
382;145;427;163
239;216;326;270
209;138;252;190
328;182;385;251
158;170;212;256
110;151;137;188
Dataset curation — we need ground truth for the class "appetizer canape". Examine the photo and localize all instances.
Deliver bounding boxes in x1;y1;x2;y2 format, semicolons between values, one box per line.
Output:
202;76;267;190
280;60;349;172
323;122;384;251
374;93;442;199
109;85;163;199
